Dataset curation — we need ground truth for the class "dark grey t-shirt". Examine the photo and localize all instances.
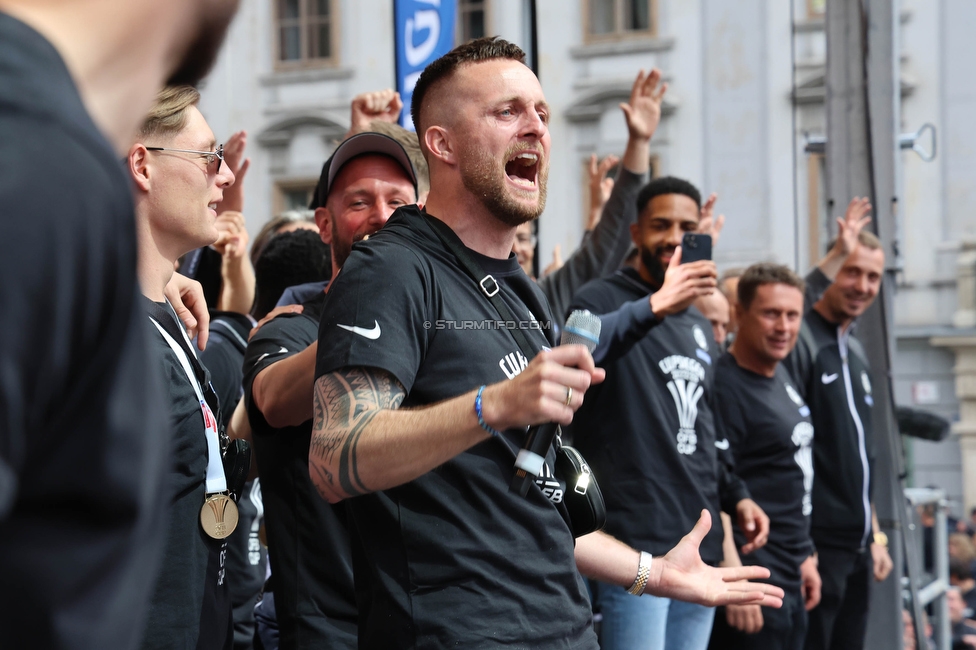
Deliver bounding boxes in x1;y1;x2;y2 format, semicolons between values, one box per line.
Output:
315;206;597;650
0;12;170;649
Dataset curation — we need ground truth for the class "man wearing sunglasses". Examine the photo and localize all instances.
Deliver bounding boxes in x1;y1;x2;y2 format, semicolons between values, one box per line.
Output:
129;85;237;650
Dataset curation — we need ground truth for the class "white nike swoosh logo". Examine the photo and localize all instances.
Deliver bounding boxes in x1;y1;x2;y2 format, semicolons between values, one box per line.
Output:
714;439;730;450
822;373;839;384
255;347;289;364
337;320;381;340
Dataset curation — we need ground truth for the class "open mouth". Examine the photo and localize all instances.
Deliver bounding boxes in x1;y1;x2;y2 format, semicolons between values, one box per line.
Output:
505;151;540;190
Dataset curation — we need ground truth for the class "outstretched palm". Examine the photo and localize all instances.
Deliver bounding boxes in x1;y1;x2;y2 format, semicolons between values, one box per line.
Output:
650;510;784;608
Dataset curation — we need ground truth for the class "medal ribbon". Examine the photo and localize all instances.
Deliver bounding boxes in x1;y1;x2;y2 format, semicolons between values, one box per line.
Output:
147;301;228;494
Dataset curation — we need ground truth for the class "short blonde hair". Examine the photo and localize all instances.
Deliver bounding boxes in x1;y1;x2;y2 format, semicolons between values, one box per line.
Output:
139;86;201;140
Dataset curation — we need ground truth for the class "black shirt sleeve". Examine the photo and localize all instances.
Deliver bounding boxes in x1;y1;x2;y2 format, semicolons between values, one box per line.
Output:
315;240;430;390
568;277;662;364
242;312;318;427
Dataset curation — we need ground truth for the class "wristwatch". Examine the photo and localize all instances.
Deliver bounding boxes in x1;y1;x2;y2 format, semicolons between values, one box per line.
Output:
873;531;888;547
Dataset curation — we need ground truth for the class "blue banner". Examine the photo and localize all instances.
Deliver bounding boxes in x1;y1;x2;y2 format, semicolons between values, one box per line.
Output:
394;0;457;131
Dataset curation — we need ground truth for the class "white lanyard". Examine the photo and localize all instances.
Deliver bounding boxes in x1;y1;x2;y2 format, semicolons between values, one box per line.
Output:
150;316;228;494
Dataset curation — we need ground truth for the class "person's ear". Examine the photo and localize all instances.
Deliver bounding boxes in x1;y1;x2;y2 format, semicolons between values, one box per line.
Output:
129;144;151;192
314;207;332;245
424;126;456;166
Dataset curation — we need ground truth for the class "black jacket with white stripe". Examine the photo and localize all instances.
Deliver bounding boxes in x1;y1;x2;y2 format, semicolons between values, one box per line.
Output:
783;281;876;551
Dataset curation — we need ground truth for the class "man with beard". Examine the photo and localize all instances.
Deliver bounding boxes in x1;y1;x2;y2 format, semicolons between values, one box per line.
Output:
565;176;770;650
789;227;895;650
308;37;783;649
0;0;237;648
243;132;418;649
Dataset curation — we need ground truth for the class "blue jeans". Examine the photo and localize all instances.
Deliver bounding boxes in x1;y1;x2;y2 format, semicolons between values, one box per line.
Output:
593;581;716;650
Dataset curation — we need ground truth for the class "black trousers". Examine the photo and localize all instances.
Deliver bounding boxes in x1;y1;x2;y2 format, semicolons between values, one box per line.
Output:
804;546;873;650
709;585;807;650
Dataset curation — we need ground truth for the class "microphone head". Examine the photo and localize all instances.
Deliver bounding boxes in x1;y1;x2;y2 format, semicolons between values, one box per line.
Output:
561;309;601;353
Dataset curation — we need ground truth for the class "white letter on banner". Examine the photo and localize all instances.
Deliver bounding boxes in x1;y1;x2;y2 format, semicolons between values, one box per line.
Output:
405;10;440;66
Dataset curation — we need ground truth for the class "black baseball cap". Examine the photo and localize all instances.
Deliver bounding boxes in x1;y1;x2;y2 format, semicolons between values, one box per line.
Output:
309;132;418;209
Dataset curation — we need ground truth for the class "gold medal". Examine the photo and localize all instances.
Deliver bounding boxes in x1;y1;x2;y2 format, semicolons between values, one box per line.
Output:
200;493;239;539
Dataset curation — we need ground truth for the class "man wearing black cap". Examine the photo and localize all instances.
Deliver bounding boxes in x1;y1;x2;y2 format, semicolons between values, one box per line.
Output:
242;132;418;649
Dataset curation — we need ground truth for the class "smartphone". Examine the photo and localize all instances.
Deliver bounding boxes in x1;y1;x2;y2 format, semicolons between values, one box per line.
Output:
680;233;712;264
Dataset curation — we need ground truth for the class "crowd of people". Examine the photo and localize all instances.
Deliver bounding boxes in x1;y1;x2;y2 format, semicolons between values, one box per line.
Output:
1;1;911;648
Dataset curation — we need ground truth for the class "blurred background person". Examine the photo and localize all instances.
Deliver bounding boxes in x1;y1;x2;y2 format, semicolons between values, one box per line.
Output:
0;0;238;647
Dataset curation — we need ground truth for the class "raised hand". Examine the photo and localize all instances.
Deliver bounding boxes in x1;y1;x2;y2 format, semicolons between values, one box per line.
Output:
649;246;718;317
836;196;872;257
587;153;619;230
818;196;873;280
213;211;249;259
698;192;725;248
649;510;785;608
542;244;563;277
349;89;403;134
619;68;667;142
218;130;250;215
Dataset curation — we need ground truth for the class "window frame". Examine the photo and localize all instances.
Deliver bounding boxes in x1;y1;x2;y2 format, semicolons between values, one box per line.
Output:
456;0;492;44
583;0;658;43
273;0;340;70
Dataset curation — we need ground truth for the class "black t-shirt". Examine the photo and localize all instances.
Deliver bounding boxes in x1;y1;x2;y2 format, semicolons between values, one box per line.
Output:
242;292;359;649
0;13;171;649
314;206;597;650
567;269;741;564
142;304;231;650
714;354;815;589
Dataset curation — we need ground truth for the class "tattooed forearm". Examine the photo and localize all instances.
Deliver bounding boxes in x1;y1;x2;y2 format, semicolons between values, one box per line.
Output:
310;367;405;500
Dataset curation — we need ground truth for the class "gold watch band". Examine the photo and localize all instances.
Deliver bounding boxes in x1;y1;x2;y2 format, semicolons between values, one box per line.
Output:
873;531;888;547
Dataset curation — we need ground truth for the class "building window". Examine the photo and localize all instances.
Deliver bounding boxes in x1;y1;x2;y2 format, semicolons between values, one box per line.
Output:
274;179;318;215
807;0;826;19
586;0;656;41
276;0;337;67
457;0;488;44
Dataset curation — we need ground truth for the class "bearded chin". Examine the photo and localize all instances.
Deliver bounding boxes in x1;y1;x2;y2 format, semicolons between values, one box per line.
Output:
640;247;667;288
460;147;548;227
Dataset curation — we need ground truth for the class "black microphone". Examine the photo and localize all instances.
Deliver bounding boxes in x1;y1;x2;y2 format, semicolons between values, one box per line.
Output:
510;309;602;496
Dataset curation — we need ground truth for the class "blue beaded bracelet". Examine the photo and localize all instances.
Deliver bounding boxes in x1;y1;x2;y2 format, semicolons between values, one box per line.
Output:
475;385;503;437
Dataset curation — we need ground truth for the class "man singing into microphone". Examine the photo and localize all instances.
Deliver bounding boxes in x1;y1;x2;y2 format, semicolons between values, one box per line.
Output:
309;37;782;649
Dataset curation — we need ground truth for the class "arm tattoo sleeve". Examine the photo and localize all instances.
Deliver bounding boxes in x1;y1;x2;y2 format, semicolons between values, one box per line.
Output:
310;367;405;498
